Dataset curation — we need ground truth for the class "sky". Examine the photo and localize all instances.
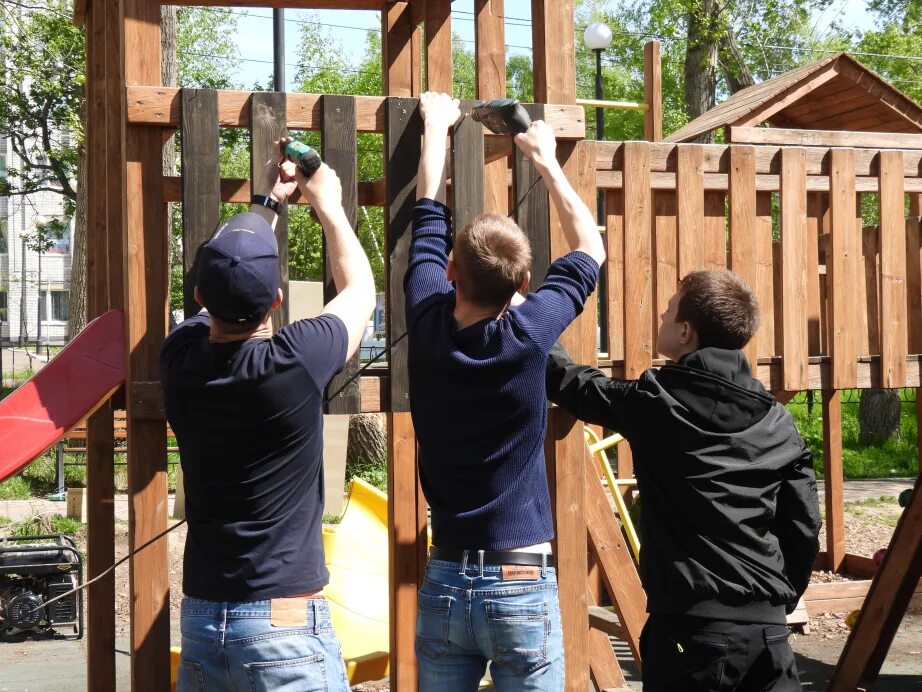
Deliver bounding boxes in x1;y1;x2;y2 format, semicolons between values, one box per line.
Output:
227;0;880;91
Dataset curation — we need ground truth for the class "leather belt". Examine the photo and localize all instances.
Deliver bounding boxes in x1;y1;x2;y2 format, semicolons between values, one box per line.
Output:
429;546;554;568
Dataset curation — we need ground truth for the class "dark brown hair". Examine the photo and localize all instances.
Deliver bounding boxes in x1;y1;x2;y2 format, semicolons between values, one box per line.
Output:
453;214;532;308
676;270;760;349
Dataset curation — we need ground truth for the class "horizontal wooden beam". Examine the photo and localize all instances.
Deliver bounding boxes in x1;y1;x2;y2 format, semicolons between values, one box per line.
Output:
595;141;922;179
127;86;586;139
729;126;922;150
161;0;384;8
803;577;922;615
576;98;648;113
163;176;386;206
594;355;922;393
596;170;922;193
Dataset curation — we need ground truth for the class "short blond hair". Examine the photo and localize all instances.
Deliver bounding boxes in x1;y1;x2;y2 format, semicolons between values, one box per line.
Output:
453;214;532;308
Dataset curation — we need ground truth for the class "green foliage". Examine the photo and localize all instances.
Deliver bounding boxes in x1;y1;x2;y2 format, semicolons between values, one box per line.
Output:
177;7;242;90
345;457;388;492
858;1;922;106
787;392;919;479
3;514;85;539
0;0;84;209
0;475;32;501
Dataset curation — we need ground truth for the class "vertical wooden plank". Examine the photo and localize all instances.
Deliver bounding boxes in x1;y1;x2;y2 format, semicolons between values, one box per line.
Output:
531;0;575;104
806;193;824;356
654;191;678;352
451;100;485;232
546;138;593;692
514;104;550;288
105;0;125;316
823;390;846;572
643;40;662;142
475;0;508;214
385;97;423;692
250;93;288;330
860;225;879;357
781;148;808;391
624;142;653;377
772;241;784;361
729;146;759;371
322;95;361;414
677;145;705;279
829;149;858;389
605;189;624;362
756;192;775;358
383;1;415;97
123;0;170;687
906;213;922;355
181;89;220;319
879;151;907;388
704;191;726;270
425;0;452;92
85;2;116;688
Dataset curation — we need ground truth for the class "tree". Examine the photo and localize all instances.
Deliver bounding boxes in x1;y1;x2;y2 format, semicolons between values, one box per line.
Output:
0;0;86;337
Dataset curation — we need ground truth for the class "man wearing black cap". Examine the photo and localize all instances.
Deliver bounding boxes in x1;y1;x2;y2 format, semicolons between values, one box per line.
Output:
161;141;375;691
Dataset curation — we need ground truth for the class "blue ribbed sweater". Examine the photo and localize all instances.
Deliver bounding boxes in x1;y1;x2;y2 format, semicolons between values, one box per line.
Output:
406;199;599;549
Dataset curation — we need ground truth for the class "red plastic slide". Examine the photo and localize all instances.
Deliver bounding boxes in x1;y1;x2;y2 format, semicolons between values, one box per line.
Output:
0;310;124;484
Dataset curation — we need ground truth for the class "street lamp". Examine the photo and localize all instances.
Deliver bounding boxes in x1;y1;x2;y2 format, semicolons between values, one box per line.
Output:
584;22;612;352
584;22;613;145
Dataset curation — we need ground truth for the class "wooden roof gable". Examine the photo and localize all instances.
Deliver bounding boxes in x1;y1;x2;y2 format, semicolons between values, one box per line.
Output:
666;53;922;143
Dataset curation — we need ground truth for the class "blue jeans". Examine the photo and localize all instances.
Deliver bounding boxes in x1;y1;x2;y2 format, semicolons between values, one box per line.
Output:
177;596;350;692
416;553;563;692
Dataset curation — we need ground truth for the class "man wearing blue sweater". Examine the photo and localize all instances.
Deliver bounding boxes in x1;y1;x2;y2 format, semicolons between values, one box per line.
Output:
406;92;606;692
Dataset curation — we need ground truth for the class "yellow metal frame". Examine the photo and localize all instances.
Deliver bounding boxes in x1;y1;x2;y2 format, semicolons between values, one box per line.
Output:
584;427;641;562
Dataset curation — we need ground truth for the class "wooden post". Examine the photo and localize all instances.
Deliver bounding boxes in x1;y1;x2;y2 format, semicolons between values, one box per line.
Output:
250;93;289;330
424;0;452;93
729;146;758;371
911;193;922;475
605;189;624;362
643;40;662;142
475;0;508;214
123;0;170;687
531;0;575;105
780;148;808;391
85;1;116;688
322;95;361;414
383;2;415;97
806;193;825;356
384;97;424;692
823;390;846;572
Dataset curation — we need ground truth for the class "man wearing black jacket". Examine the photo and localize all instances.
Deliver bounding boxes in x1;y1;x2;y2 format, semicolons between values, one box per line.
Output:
546;269;821;691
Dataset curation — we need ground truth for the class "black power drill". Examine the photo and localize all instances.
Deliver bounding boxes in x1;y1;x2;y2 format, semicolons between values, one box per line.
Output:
471;99;532;135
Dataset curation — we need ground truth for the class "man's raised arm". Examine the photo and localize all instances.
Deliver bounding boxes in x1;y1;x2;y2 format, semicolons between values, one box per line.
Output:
416;92;460;204
514;123;605;266
298;164;376;361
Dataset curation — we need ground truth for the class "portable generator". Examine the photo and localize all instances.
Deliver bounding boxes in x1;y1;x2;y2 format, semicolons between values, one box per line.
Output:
0;534;83;639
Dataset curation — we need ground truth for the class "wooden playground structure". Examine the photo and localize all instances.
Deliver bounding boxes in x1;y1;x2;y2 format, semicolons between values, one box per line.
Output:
72;0;921;690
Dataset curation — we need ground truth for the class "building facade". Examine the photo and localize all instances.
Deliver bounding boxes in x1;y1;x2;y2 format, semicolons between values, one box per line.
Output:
1;135;74;345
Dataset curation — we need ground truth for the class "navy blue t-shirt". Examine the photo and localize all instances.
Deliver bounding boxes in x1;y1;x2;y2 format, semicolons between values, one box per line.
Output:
160;312;347;601
406;199;599;549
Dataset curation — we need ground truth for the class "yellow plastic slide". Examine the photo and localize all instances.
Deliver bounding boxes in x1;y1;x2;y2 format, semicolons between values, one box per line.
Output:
323;477;391;684
170;478;389;690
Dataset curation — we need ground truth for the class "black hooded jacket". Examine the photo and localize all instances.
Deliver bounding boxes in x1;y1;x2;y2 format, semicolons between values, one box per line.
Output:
547;344;822;624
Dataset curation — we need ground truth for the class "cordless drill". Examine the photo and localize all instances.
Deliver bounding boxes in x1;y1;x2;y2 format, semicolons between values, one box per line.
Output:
471;99;532;135
284;140;322;179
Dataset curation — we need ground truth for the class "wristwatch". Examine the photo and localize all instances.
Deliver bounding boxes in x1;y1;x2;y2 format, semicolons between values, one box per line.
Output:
252;194;281;214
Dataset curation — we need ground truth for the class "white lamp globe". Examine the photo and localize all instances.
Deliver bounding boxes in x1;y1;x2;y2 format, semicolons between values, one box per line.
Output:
584;22;613;51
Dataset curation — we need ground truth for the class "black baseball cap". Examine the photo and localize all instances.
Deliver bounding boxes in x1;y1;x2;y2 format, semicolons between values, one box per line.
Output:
196;212;281;325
